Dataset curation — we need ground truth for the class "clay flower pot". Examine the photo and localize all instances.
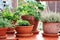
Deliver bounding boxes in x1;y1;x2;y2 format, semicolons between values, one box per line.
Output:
0;28;7;36
21;15;39;33
21;15;35;25
15;25;33;34
33;20;39;31
7;28;15;34
43;23;60;34
7;20;16;34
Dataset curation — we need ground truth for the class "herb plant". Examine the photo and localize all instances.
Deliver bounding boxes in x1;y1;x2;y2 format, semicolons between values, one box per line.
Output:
16;1;44;21
2;7;19;21
0;17;12;28
16;20;30;26
41;12;60;22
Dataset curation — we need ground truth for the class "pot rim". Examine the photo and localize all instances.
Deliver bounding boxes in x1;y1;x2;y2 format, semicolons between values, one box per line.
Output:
43;22;60;23
15;25;34;27
22;15;33;16
0;28;7;29
0;28;7;30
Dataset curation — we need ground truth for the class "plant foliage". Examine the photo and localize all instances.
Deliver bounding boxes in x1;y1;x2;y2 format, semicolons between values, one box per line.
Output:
16;1;44;21
41;12;60;22
0;17;12;28
16;20;30;26
2;7;19;21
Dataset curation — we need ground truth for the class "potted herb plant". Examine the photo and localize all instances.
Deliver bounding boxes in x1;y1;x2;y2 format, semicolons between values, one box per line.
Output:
41;12;60;34
17;1;44;34
15;20;34;37
2;7;19;34
0;17;12;38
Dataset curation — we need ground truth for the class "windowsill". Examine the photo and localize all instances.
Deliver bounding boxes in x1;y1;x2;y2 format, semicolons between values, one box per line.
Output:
1;31;59;40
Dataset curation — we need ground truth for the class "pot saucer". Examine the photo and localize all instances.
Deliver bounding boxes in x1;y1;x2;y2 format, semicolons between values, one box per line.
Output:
16;33;33;37
33;30;39;34
42;33;58;37
0;36;6;39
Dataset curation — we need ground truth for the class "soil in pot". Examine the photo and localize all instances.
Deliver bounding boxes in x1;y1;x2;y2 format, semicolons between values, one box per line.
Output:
7;28;15;34
0;28;7;39
43;23;60;34
21;15;39;34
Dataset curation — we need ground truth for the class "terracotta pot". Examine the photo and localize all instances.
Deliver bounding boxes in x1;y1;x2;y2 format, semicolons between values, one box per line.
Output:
15;25;33;34
43;23;60;34
7;28;15;31
7;28;15;34
0;28;7;36
21;15;39;32
21;15;35;24
33;20;39;31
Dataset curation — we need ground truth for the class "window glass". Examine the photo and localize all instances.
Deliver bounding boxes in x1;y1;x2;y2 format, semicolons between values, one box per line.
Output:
0;0;12;10
0;0;3;10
